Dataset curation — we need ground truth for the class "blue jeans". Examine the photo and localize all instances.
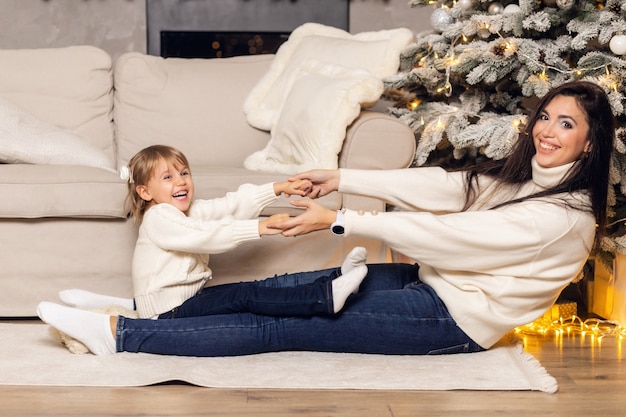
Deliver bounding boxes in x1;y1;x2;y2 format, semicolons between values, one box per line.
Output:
117;263;485;356
158;274;336;318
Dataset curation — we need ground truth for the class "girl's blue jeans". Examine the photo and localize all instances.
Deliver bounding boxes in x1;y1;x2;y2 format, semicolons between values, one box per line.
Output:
117;263;485;356
158;274;337;318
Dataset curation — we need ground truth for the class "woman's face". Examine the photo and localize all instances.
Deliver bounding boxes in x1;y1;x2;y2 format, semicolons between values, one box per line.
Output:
532;95;591;168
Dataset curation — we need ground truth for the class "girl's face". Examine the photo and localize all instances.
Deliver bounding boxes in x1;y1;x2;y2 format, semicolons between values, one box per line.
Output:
532;95;591;168
136;158;194;214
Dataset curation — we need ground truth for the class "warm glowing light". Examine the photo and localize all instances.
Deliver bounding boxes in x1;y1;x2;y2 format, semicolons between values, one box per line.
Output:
515;315;626;340
409;99;422;110
436;82;453;96
512;117;524;131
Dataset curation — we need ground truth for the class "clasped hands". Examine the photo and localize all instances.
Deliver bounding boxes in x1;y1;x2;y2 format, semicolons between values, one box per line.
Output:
260;169;340;237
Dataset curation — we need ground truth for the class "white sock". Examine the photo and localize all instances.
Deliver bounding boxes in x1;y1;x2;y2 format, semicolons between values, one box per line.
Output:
59;289;134;311
331;265;367;313
37;301;116;355
341;246;367;275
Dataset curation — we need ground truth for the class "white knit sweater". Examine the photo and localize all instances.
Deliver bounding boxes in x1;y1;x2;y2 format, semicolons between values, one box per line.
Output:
132;182;278;318
339;157;595;348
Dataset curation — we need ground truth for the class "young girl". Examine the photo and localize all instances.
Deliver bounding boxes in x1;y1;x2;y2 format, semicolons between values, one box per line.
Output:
39;81;615;357
53;145;367;350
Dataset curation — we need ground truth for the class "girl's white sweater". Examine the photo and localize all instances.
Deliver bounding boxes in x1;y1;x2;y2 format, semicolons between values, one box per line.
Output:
132;182;278;318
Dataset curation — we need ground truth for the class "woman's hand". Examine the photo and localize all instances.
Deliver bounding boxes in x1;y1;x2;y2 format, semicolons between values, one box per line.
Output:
258;213;290;236
289;169;340;199
268;200;336;237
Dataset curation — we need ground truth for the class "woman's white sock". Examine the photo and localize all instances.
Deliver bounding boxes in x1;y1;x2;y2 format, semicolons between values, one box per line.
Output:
59;289;134;311
341;246;367;275
37;301;116;355
331;265;367;313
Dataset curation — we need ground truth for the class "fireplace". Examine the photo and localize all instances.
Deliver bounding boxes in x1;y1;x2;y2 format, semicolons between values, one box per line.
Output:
160;31;291;59
147;0;350;58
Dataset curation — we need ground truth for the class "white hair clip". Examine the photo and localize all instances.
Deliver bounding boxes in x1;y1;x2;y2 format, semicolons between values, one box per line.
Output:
119;165;133;183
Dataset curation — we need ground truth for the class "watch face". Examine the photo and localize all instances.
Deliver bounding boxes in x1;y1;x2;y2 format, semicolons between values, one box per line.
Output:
332;225;345;234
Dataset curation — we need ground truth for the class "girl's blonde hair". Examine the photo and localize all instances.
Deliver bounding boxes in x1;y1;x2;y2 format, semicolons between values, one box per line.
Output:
125;145;191;223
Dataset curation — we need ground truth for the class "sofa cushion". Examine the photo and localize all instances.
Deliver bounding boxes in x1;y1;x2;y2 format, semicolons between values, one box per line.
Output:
243;60;383;174
0;46;115;165
114;53;274;168
0;98;114;170
243;23;414;131
190;166;342;215
0;165;127;218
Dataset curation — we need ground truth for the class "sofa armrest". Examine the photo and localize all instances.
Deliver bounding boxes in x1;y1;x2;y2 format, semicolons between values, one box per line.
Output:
339;110;415;170
338;111;415;212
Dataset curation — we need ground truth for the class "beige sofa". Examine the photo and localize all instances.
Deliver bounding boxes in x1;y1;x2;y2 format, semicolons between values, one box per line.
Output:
0;45;415;317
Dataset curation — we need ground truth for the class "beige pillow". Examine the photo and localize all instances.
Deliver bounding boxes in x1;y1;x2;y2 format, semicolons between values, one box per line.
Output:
0;45;114;161
243;23;414;130
243;60;383;175
0;97;114;170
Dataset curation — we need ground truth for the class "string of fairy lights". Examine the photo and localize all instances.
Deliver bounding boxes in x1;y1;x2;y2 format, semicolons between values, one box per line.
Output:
515;314;626;344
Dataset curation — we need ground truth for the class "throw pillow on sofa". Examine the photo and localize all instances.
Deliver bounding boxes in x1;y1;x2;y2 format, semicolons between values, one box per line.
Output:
0;97;114;170
243;22;414;131
244;60;383;174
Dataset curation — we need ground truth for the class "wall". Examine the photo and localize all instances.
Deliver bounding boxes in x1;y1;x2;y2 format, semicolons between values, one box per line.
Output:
0;0;433;61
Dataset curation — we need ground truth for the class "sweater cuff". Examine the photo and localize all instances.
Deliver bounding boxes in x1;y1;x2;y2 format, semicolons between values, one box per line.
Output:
343;208;384;238
254;182;280;208
232;219;262;243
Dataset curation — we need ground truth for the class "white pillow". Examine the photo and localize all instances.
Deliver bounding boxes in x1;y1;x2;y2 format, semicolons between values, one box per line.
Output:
244;60;383;175
243;23;414;130
0;97;114;170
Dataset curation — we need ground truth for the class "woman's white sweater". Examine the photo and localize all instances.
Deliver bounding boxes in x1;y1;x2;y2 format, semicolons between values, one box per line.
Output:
132;182;278;318
339;157;595;348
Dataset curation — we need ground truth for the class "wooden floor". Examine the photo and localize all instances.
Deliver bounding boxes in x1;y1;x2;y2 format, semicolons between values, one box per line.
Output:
0;324;624;417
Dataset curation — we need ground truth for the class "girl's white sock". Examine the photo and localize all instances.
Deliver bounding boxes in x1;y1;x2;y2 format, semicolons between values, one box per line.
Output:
37;301;116;355
331;265;367;313
59;289;134;311
341;246;367;275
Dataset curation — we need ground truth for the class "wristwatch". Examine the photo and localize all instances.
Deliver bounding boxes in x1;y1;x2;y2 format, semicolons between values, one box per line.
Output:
331;209;345;236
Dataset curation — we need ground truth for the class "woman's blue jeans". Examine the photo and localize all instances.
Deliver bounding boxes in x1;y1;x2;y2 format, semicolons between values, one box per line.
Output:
117;263;485;356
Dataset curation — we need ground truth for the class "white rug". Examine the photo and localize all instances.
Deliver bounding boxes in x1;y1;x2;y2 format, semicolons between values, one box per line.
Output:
0;322;558;393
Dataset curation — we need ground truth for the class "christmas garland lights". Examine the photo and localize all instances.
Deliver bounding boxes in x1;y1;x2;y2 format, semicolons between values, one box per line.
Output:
515;315;626;340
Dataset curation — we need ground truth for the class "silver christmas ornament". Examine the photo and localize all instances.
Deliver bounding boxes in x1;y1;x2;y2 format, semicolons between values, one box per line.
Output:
488;2;504;14
503;3;521;13
457;0;473;10
610;35;626;55
430;8;454;32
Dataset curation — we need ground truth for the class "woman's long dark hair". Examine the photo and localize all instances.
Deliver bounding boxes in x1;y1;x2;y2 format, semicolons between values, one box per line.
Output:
462;81;615;249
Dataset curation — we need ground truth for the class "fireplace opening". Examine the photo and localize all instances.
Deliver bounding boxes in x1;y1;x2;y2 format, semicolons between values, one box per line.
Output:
147;0;349;59
160;31;291;59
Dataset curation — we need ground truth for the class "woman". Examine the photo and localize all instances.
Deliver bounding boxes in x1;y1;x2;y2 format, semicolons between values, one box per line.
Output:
38;81;614;356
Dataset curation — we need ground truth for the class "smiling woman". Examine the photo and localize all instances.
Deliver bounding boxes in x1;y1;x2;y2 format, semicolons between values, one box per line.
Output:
532;95;591;168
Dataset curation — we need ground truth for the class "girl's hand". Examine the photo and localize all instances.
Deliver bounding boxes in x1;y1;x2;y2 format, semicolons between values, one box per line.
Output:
268;200;336;237
288;169;340;199
274;179;312;197
259;213;290;236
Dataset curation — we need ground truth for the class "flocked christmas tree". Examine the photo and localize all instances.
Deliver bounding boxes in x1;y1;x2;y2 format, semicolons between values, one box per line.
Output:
385;0;626;268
